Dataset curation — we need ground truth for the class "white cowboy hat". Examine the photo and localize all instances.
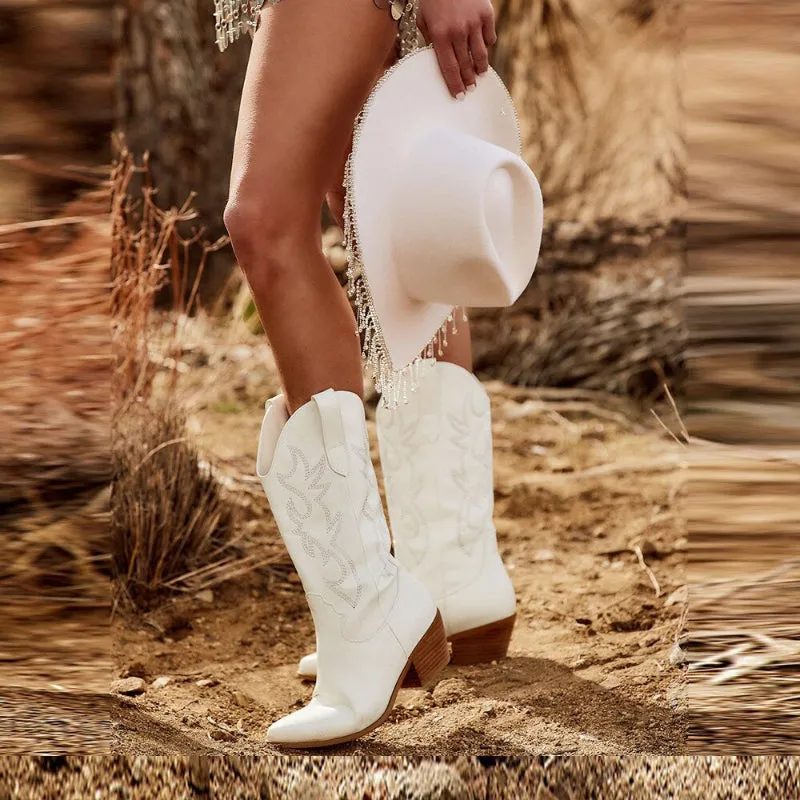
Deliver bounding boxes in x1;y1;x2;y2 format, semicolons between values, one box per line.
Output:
345;46;544;391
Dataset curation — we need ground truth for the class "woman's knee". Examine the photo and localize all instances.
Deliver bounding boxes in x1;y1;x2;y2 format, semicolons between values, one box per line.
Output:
224;181;314;288
224;185;279;259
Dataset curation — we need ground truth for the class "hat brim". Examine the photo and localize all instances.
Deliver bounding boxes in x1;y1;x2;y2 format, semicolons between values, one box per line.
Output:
350;47;523;371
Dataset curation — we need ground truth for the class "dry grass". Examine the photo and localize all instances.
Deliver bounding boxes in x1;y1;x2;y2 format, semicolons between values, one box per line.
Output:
112;403;234;604
459;1;686;395
0;177;110;508
493;0;684;225
613;384;800;752
685;443;800;753
636;391;800;752
472;252;686;398
110;140;236;607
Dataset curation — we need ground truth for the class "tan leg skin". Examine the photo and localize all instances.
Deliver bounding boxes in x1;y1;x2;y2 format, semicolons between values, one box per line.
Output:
224;0;397;414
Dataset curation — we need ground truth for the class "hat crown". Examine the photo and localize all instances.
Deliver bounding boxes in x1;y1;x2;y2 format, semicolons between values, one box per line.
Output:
390;128;542;308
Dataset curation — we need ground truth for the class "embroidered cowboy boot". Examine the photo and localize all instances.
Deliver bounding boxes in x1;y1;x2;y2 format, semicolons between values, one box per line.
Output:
257;388;448;747
297;362;516;682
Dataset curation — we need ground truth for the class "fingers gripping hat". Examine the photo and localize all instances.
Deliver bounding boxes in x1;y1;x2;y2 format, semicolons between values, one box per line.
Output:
343;47;544;406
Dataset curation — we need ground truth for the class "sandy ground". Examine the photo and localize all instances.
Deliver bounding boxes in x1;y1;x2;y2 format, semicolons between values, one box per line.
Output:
111;326;687;757
99;1;789;757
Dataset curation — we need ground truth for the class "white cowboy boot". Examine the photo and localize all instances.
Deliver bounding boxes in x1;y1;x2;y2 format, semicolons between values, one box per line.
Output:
257;388;448;748
297;362;516;683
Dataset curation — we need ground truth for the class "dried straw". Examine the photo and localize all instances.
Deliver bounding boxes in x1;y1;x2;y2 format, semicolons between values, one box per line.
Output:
110;140;236;606
686;443;800;753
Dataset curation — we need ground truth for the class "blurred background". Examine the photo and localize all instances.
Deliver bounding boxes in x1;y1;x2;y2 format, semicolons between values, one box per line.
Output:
0;0;796;758
684;0;800;753
0;0;113;754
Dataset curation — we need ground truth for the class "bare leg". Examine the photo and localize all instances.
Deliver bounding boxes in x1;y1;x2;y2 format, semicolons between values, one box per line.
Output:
224;0;397;414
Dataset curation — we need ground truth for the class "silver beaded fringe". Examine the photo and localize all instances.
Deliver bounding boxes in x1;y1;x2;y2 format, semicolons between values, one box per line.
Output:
214;0;274;52
394;0;422;58
215;0;419;54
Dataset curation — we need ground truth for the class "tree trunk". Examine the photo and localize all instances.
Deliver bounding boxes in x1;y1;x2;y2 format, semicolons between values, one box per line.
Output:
115;0;250;305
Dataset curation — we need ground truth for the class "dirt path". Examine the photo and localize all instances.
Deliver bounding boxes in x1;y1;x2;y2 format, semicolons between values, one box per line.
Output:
113;337;687;755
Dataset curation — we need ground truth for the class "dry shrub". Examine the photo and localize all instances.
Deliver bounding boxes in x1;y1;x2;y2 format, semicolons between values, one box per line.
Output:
112;404;233;602
472;240;686;398
0;172;110;508
110;140;234;605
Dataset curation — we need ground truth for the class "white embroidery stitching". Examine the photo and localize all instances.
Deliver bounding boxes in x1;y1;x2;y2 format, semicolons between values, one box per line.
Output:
278;445;363;609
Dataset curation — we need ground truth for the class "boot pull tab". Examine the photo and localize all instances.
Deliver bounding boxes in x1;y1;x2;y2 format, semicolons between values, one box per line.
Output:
312;389;349;477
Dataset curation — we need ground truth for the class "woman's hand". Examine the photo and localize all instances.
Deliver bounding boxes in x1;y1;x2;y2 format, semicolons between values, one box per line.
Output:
417;0;497;99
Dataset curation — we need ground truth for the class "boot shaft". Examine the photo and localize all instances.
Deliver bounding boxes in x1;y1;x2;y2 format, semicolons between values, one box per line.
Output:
376;362;516;633
377;361;496;567
292;368;516;686
257;389;396;634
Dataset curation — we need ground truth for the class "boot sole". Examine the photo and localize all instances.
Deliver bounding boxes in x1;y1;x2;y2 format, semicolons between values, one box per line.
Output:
273;609;449;749
297;613;516;686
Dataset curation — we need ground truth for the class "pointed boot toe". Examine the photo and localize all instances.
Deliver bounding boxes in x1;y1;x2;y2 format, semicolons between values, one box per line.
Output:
266;700;357;747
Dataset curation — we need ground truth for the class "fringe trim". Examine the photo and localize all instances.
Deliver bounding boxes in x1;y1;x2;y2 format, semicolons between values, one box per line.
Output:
396;0;422;57
214;0;419;54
